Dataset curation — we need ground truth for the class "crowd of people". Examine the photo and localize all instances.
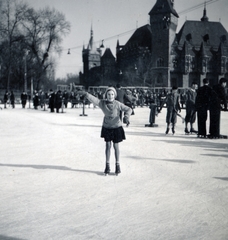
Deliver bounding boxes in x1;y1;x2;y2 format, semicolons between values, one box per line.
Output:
1;78;227;139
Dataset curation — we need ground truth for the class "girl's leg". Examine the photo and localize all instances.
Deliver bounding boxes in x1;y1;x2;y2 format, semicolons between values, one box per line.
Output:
104;142;111;174
113;143;121;175
105;142;112;164
113;143;120;164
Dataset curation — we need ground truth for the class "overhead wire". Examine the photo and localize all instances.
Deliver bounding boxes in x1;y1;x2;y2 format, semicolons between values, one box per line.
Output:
65;0;221;52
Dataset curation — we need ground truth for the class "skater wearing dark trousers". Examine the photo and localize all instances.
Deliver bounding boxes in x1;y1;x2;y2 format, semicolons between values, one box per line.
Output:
55;90;62;113
21;92;27;108
195;78;212;138
3;91;9;109
63;90;69;108
208;78;227;138
184;82;198;134
49;89;55;112
78;87;132;175
33;91;39;109
10;91;15;108
165;86;181;135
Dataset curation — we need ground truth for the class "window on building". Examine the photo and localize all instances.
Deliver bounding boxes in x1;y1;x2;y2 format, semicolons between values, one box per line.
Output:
157;58;164;67
203;34;209;44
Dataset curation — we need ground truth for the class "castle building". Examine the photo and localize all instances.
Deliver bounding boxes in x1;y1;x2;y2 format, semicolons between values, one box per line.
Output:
82;0;228;88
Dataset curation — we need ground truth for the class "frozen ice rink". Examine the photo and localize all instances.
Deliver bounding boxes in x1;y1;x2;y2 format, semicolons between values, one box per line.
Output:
0;104;228;240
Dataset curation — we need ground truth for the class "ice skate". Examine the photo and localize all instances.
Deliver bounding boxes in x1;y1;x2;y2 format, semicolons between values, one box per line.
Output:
185;127;190;135
165;128;170;134
172;127;175;135
104;163;110;176
190;128;198;134
115;164;121;176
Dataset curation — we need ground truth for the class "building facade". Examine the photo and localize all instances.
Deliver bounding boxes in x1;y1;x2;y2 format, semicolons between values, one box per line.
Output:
82;0;228;88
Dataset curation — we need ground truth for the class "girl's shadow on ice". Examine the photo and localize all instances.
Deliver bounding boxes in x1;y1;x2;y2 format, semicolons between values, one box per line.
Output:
0;163;104;176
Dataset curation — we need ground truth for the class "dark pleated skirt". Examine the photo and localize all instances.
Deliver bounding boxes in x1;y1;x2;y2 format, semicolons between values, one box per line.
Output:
101;126;126;143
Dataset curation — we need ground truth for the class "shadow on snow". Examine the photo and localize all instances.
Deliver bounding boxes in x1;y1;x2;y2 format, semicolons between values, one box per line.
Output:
0;163;104;176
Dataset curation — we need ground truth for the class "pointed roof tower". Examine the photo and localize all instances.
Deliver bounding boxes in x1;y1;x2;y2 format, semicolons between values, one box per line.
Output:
149;0;179;18
201;3;209;22
101;48;115;60
87;24;94;50
86;24;100;54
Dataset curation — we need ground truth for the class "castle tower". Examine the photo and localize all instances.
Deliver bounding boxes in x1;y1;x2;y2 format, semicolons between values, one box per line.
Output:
82;26;101;87
149;0;179;87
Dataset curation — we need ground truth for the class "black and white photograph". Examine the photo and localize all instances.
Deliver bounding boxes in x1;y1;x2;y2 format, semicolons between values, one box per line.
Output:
0;0;228;239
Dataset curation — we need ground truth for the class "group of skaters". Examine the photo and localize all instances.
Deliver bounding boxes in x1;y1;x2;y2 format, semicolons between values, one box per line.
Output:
154;78;227;139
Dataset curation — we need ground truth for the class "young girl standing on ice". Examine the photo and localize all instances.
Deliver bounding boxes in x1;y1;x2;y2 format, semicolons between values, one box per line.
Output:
78;87;132;175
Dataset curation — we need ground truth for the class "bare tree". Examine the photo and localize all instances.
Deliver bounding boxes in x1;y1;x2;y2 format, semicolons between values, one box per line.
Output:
0;0;29;89
22;6;71;89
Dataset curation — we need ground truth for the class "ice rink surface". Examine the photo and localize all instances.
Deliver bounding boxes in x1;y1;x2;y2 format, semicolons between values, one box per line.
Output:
0;103;228;240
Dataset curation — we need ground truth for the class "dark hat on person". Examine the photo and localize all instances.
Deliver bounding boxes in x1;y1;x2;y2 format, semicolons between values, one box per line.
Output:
203;78;209;84
172;86;178;90
116;84;121;88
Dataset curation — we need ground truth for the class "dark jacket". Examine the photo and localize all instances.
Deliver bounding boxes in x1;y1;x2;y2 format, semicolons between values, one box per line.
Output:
195;85;212;111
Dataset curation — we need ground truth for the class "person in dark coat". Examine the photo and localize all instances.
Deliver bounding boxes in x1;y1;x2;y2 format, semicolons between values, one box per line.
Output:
62;90;69;108
184;82;198;134
49;89;55;112
195;78;212;138
3;90;9;108
55;90;62;113
33;91;39;109
208;78;227;138
165;86;181;134
21;91;27;108
10;91;15;108
147;94;158;127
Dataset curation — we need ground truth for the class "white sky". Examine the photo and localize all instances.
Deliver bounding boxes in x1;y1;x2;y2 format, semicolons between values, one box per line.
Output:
26;0;228;79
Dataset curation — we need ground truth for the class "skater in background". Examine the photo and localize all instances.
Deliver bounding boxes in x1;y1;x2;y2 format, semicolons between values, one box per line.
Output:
10;91;15;108
55;90;62;113
145;94;159;127
3;90;9;109
49;89;55;112
124;89;136;115
184;82;198;134
21;91;27;108
33;90;39;109
164;86;181;135
195;78;212;138
208;78;227;138
63;90;69;108
78;87;132;175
